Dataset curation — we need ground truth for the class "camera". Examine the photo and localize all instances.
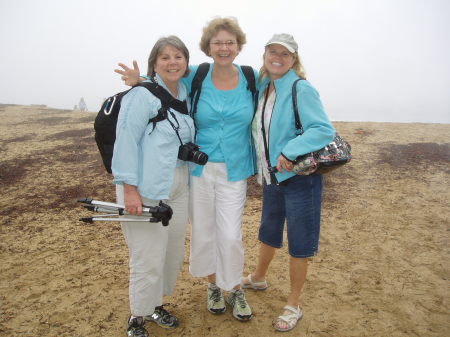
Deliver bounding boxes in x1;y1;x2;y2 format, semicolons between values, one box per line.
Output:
178;142;208;165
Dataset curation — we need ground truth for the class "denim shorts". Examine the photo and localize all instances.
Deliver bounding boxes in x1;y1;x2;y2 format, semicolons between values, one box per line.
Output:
258;174;323;258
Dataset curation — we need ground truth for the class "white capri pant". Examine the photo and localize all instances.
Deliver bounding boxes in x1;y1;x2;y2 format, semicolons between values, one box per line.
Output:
189;162;247;291
117;165;189;317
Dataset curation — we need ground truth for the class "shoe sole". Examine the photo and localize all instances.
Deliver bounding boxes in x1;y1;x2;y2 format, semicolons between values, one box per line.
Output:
241;284;268;291
207;307;226;314
144;317;179;329
233;314;252;321
241;275;268;291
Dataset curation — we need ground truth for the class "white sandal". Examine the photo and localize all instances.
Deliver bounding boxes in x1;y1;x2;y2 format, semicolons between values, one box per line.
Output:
241;274;268;290
274;305;303;332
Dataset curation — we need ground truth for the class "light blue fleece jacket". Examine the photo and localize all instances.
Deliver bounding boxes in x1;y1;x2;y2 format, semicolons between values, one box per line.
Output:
112;74;195;200
258;69;335;183
181;64;257;181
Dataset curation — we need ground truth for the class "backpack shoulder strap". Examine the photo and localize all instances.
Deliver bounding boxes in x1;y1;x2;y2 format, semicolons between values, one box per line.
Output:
189;63;210;114
189;63;258;114
240;65;256;95
137;81;188;113
240;65;258;113
136;81;188;128
137;81;171;103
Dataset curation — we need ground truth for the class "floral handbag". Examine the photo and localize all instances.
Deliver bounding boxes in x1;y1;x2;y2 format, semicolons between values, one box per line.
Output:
291;79;352;175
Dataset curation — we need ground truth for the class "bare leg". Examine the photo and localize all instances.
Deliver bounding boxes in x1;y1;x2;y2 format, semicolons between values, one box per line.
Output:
208;274;216;284
275;256;308;330
243;242;276;285
287;257;308;307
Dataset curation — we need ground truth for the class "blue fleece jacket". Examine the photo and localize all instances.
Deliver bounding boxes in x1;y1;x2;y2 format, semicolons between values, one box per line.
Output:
257;69;335;183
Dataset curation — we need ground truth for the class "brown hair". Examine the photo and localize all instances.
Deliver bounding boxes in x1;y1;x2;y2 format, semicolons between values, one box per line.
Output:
199;17;246;56
147;35;190;77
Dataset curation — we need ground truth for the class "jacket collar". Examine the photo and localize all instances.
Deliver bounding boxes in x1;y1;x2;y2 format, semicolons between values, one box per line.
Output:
259;69;299;97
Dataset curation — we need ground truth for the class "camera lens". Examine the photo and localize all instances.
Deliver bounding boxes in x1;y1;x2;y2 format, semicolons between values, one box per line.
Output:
192;151;208;165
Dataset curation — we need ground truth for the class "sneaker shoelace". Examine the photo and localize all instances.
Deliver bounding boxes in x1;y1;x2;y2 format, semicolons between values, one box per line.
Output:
235;291;248;308
155;305;173;323
209;287;222;303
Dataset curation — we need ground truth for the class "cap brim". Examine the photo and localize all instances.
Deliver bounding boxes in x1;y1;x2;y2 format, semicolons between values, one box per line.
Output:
265;42;295;53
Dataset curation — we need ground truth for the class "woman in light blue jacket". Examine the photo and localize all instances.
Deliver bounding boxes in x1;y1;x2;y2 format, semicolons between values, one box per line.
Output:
112;36;195;337
241;34;335;332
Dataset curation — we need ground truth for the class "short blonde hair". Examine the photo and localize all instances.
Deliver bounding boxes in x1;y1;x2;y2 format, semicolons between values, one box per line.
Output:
259;47;306;81
199;17;246;56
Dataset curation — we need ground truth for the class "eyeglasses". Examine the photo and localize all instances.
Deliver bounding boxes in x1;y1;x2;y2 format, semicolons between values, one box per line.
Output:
210;41;237;48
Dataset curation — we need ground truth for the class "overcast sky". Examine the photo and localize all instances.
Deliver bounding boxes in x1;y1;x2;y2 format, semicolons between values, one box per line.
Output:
1;0;449;123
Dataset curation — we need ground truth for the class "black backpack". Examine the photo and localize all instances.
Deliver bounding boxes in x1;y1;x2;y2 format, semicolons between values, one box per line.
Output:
94;81;188;173
189;63;258;114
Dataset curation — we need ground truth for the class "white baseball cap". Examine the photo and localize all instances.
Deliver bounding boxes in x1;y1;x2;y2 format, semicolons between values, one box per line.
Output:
265;33;298;53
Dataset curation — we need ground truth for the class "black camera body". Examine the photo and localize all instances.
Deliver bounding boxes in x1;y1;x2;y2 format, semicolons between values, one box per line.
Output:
178;142;208;165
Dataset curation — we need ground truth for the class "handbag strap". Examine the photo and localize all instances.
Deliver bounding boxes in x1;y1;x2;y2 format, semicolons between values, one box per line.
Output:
291;78;305;134
260;86;277;184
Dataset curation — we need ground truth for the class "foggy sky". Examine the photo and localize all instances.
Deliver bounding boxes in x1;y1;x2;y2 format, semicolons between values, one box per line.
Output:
0;0;449;123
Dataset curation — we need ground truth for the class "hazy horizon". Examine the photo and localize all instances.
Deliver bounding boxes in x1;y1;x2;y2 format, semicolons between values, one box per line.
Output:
1;0;449;123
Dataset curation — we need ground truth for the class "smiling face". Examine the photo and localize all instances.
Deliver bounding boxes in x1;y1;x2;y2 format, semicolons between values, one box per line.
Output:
153;45;187;86
264;44;296;81
208;29;239;66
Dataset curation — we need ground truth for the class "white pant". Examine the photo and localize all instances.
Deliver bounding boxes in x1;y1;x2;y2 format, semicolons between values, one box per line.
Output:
189;162;247;291
117;166;189;316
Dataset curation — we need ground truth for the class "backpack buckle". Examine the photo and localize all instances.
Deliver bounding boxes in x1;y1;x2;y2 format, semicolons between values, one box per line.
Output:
103;96;117;116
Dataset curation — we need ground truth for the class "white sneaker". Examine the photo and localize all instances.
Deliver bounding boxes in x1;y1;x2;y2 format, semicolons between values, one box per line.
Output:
207;283;226;314
226;289;252;321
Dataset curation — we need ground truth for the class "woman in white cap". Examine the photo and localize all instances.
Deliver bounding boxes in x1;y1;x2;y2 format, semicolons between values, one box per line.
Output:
241;33;335;332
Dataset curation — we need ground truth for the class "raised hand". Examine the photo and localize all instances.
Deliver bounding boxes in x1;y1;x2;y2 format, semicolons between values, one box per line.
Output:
114;60;142;86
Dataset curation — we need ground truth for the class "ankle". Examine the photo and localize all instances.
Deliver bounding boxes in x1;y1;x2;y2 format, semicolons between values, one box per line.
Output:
208;283;219;289
286;299;300;308
251;272;266;282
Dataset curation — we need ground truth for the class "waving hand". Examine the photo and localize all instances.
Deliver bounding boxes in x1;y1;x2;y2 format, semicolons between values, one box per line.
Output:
114;60;142;86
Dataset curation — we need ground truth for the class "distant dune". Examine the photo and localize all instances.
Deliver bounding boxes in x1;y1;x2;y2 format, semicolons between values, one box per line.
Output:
1;105;449;337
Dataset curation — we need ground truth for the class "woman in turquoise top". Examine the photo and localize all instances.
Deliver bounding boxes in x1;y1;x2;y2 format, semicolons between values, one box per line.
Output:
241;34;335;332
182;63;256;181
115;17;255;321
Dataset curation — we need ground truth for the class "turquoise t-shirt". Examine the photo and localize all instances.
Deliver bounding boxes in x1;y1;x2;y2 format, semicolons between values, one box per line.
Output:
181;64;257;181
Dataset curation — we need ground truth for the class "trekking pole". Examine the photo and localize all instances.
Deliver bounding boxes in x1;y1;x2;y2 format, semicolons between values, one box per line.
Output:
77;198;173;226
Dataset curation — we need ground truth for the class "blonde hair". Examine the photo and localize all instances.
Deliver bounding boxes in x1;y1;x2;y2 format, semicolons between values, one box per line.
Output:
199;17;246;56
259;48;306;81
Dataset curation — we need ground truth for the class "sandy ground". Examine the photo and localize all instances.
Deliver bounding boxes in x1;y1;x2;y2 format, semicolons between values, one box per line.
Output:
0;104;449;337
